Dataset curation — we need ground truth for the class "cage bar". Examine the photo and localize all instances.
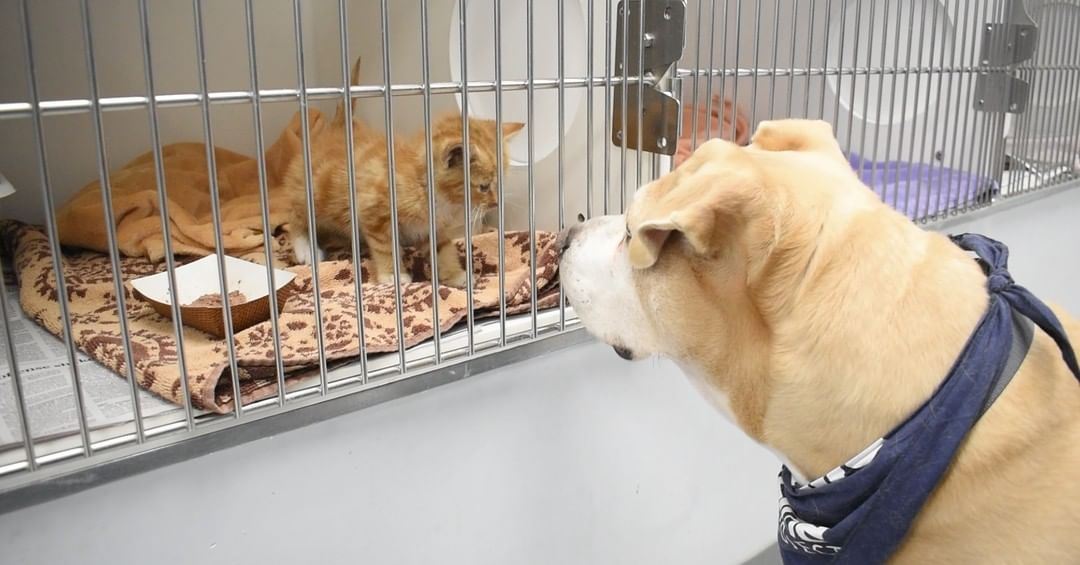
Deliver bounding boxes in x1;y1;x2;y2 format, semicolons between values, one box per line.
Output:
336;0;372;382
139;0;196;424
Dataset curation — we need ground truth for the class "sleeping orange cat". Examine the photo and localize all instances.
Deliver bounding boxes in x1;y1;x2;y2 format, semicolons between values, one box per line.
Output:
281;57;524;286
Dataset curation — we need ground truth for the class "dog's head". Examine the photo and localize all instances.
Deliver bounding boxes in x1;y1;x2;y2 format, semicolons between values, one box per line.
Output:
559;119;883;435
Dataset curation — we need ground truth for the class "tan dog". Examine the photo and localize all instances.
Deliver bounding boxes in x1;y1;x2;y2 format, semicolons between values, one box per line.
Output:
559;119;1080;563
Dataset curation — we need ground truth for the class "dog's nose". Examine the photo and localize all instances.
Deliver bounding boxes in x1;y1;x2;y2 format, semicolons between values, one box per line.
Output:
557;223;583;253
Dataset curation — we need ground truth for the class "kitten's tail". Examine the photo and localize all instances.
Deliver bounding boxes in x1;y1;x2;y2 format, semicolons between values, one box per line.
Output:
333;56;363;127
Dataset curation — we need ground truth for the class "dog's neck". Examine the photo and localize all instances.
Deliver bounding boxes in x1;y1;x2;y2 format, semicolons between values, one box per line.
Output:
744;202;989;479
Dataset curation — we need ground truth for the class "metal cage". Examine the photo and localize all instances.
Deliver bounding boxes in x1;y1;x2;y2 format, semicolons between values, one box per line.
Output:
0;0;1078;509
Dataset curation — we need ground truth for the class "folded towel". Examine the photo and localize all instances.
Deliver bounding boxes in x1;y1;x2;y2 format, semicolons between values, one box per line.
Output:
675;94;749;167
55;109;330;263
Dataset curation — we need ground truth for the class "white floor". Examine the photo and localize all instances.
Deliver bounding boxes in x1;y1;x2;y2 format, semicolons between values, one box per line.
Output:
1;187;1078;565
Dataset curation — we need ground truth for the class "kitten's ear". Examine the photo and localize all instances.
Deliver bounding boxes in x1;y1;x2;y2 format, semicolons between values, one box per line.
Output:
502;122;525;138
444;143;465;169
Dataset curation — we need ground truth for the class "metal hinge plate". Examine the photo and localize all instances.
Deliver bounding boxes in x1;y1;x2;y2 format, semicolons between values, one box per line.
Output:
973;1;1038;113
612;0;685;155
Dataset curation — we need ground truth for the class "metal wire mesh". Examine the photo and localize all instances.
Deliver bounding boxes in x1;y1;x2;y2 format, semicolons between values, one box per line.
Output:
0;0;1077;501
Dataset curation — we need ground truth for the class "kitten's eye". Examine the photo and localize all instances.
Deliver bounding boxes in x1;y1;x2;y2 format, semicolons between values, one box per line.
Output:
479;183;491;193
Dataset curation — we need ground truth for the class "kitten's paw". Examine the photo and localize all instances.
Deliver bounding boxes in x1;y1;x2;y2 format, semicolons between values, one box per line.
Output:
442;270;468;288
291;233;326;265
376;270;412;285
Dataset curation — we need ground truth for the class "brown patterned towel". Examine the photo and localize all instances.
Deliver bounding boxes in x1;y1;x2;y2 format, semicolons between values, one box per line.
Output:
1;220;560;414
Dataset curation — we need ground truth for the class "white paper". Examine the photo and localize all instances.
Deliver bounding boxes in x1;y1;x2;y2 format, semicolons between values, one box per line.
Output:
130;254;295;306
0;285;179;450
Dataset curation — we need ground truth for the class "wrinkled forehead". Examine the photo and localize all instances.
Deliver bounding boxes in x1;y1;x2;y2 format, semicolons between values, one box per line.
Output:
626;162;694;222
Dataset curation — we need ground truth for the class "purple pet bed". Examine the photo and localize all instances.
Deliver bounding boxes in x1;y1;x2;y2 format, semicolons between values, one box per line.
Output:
847;153;998;220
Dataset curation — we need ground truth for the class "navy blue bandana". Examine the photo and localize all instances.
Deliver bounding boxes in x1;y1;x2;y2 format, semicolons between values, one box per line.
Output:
777;233;1080;564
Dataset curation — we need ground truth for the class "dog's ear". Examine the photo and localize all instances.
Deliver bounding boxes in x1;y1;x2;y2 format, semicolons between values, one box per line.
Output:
627;139;757;270
749;119;848;164
629;208;716;269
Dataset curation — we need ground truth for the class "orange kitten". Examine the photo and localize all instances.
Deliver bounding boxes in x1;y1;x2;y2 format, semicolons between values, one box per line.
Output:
281;57;524;286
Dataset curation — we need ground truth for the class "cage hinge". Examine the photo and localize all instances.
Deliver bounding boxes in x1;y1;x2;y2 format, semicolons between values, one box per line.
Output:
973;1;1038;113
612;0;686;156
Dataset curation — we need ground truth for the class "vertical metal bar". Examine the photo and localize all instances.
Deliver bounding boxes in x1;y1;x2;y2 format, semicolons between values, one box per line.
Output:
842;0;863;153
670;75;682;175
954;0;987;211
139;0;195;425
868;0;894;194
377;0;410;366
729;0;744;141
717;0;729;132
900;0;931;218
635;0;645;189
458;0;477;354
991;0;1016;200
1014;1;1041;194
846;0;872;172
784;0;798;118
911;0;942;221
79;0;145;441
17;0;92;455
492;0;507;345
831;0;848;132
967;3;996;209
766;0;780;121
986;0;1012;202
886;0;919;212
930;0;964;218
586;0;595;218
0;273;36;469
286;0;331;393
558;0;567;331
747;0;764;129
803;0;817;119
421;0;444;360
988;0;1014;203
972;0;1005;210
335;0;372;379
689;0;705;152
818;0;833;119
702;0;719;149
603;0;613;214
1033;4;1065;192
619;0;628;210
527;0;538;335
193;0;245;412
1058;5;1080;182
1007;1;1034;194
1034;7;1066;192
1048;10;1077;185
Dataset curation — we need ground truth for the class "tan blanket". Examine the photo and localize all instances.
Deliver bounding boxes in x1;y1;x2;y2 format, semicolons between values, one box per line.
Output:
1;220;560;414
53;110;326;263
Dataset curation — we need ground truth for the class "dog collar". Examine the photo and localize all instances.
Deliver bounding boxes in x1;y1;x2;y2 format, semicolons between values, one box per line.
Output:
776;233;1080;564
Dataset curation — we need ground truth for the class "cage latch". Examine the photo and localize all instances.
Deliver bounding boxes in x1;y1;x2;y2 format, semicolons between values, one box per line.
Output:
612;0;685;156
973;1;1038;114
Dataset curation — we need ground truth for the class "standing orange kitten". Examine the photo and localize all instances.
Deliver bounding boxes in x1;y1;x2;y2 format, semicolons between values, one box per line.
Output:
281;57;524;287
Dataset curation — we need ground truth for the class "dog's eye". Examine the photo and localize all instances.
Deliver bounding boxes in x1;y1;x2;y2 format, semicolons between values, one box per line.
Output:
479;183;491;193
